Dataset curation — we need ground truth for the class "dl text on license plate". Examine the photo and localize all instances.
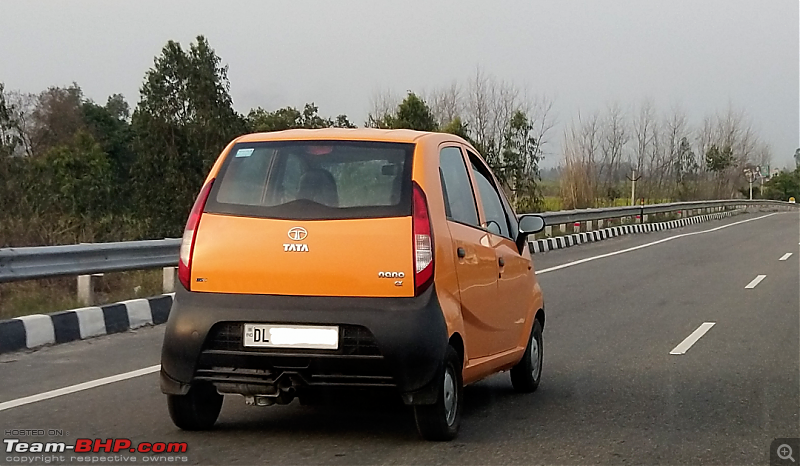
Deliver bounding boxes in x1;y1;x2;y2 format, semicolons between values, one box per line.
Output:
243;324;339;350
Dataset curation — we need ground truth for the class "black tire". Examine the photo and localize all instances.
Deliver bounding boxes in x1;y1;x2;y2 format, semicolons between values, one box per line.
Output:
413;346;463;441
510;319;543;393
167;383;223;431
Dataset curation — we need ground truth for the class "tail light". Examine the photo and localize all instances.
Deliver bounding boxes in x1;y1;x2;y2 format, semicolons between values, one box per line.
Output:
178;179;215;290
412;182;434;296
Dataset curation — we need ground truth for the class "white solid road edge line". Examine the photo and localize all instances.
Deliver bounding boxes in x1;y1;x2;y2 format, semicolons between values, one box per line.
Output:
745;275;767;289
537;213;779;275
0;365;161;413
670;322;716;355
779;253;793;261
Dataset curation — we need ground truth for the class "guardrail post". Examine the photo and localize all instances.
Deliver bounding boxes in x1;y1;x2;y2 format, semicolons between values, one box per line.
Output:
560;224;566;234
163;266;176;293
586;220;593;232
77;274;98;306
643;214;648;223
544;225;552;237
597;219;604;229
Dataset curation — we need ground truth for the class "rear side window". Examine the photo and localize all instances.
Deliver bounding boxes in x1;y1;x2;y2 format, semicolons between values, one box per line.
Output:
470;161;511;239
439;147;479;227
207;141;414;220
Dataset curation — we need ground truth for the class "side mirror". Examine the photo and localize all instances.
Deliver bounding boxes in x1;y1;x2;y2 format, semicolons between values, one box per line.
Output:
515;214;545;254
519;214;545;235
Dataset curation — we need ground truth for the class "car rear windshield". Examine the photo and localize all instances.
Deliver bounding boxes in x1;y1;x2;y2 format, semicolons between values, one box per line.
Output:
205;140;415;220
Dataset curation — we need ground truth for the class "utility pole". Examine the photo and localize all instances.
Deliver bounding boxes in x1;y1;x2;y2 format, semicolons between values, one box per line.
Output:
626;169;642;206
743;167;759;200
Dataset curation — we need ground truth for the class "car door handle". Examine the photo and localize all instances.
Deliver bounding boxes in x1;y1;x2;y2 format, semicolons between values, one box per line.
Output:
498;257;505;267
457;247;466;258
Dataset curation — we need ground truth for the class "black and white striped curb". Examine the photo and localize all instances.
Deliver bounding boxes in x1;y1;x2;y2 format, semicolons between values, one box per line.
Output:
529;210;737;254
0;294;174;354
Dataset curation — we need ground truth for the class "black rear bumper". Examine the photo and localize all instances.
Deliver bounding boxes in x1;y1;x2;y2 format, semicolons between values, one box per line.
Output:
160;285;447;400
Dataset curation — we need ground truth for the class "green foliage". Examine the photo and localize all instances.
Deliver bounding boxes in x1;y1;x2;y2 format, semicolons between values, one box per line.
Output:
496;111;543;211
762;169;800;201
81;95;135;204
372;92;438;131
32;131;113;218
0;129;147;247
674;137;699;201
441;117;471;142
333;114;356;128
131;35;247;238
247;103;354;132
705;144;734;172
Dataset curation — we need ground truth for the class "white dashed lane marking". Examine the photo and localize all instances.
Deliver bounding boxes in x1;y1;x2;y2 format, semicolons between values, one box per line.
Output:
670;322;716;355
744;275;767;289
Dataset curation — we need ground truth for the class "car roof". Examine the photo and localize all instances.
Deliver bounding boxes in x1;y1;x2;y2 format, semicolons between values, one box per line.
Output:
235;128;452;144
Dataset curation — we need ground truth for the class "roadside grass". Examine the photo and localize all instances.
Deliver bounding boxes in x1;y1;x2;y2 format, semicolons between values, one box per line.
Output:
540;197;673;212
0;269;163;321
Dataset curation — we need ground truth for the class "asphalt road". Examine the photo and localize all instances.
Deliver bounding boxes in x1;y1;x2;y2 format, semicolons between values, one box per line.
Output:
0;210;797;465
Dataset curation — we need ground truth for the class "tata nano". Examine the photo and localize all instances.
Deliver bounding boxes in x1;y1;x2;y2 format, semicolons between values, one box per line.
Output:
160;128;546;440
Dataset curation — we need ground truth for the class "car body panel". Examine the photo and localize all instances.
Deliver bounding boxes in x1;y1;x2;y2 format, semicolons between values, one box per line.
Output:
191;214;414;297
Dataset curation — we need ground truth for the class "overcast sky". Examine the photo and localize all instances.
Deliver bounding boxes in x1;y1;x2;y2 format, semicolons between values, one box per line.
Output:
1;0;797;168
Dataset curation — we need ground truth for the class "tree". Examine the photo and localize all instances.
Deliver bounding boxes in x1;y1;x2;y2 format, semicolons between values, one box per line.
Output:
32;130;113;219
131;35;247;238
0;83;21;157
247;103;354;132
332;114;356;128
0;84;34;157
365;89;399;128
81;95;135;207
762;169;800;201
441;116;471;142
705;144;734;172
500;111;543;211
29;84;85;155
374;92;438;131
674;136;698;200
425;82;462;129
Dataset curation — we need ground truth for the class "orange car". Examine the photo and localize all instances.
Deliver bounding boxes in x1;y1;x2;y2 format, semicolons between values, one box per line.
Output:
160;129;546;440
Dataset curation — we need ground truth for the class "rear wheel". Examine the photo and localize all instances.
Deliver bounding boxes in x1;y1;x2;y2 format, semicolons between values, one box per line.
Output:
510;319;543;393
413;346;463;441
167;383;223;430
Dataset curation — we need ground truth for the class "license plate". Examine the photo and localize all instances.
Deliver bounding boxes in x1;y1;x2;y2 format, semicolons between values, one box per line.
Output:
243;324;339;350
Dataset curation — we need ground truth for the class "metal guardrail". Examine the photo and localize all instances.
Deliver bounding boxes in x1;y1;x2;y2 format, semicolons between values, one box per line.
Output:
0;239;180;283
537;199;794;225
0;199;796;284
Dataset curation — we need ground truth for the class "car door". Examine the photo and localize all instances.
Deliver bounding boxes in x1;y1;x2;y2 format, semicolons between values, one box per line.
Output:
438;146;504;359
466;151;531;352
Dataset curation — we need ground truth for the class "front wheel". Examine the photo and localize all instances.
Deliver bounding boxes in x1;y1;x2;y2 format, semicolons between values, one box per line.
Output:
510;319;543;393
167;383;223;431
413;346;463;441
